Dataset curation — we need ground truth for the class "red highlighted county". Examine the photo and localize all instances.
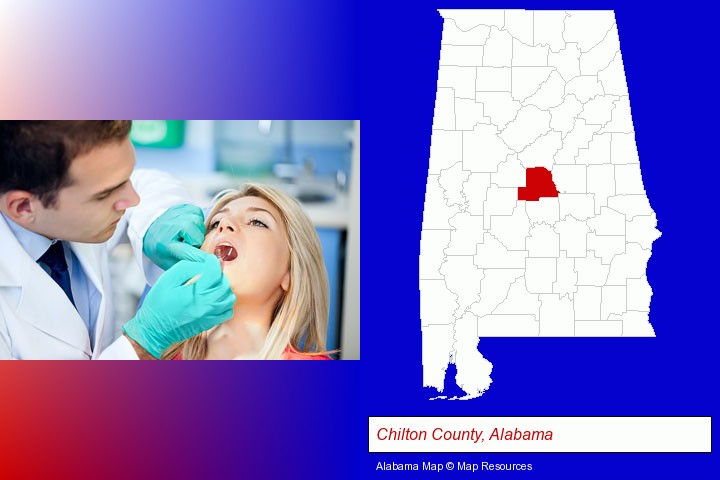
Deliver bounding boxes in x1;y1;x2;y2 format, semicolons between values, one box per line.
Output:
518;167;559;201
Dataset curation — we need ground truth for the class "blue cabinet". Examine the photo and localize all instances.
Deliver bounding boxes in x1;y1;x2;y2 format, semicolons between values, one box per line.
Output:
316;227;343;352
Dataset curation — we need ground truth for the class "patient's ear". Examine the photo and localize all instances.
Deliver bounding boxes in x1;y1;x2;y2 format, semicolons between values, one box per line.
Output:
2;190;37;226
281;271;290;292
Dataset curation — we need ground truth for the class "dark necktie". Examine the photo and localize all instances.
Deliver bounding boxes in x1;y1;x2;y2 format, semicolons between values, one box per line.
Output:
38;241;76;307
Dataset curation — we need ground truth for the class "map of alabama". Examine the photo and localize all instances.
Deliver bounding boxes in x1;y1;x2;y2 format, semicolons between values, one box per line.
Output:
420;10;661;399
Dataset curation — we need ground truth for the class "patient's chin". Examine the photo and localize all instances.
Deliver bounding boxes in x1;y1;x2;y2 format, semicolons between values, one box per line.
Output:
222;270;240;292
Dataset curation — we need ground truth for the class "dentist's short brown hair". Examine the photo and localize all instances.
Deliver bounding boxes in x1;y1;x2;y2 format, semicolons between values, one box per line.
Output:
0;121;132;207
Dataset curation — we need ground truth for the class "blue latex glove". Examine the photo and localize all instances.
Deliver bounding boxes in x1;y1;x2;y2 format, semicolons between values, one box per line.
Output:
123;254;235;358
143;204;207;271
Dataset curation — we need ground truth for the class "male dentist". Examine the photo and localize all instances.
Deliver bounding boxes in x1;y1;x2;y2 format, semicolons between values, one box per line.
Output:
0;121;235;359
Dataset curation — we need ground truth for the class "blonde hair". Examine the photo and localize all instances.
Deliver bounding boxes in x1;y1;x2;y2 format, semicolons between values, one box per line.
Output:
161;183;330;360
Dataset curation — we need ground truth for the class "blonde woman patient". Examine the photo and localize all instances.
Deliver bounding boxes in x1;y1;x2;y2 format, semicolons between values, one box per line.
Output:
162;184;332;360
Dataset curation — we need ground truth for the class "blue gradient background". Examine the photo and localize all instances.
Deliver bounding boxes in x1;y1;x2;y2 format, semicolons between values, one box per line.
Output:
0;0;358;118
1;0;718;479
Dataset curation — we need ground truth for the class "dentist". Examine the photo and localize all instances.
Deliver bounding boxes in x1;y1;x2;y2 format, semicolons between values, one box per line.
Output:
0;121;235;359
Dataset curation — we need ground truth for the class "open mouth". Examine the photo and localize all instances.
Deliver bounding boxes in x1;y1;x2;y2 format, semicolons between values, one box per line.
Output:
214;243;238;262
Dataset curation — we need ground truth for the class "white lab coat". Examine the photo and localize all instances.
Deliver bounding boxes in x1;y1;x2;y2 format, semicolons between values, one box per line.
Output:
0;169;192;360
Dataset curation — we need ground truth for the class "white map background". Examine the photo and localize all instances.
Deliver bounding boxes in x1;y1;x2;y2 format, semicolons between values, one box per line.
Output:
420;10;661;400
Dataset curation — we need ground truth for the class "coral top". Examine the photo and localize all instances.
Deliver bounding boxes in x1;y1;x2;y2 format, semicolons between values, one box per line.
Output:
173;345;332;360
281;345;332;360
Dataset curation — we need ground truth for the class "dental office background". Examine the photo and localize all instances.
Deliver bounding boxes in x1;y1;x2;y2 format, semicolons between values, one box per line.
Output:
111;120;360;359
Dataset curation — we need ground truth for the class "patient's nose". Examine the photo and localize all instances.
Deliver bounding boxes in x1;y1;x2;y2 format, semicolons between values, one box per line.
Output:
218;217;235;233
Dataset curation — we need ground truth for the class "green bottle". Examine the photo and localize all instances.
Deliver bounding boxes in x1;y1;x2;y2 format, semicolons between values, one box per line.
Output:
130;120;185;148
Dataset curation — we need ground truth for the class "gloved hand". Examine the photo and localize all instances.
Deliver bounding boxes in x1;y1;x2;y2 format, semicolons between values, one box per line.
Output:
143;204;207;271
123;254;235;358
